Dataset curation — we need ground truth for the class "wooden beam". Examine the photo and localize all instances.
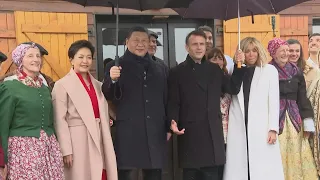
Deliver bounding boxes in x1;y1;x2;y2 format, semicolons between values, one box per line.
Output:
22;24;87;34
280;28;308;36
23;32;68;78
0;29;15;38
225;25;278;33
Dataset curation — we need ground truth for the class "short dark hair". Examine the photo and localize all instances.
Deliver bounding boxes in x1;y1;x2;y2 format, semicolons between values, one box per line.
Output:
127;26;149;39
309;33;320;40
68;40;95;59
198;25;213;34
287;39;306;70
185;30;207;45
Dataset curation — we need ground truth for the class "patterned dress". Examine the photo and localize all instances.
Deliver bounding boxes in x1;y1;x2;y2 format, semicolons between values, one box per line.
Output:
1;71;64;180
220;93;232;143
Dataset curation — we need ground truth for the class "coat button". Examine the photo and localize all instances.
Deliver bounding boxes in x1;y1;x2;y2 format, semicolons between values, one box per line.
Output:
144;85;147;87
146;100;149;103
147;116;150;119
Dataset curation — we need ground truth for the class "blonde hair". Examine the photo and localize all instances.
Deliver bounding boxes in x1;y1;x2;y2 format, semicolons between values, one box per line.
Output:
235;37;268;67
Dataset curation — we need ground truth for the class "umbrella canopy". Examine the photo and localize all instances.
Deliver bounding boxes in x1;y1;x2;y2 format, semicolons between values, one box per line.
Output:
173;0;311;20
62;0;184;66
102;29;162;46
63;0;175;11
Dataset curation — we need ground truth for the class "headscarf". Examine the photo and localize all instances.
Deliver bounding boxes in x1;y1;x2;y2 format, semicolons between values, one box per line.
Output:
11;43;42;88
267;38;288;58
12;43;39;70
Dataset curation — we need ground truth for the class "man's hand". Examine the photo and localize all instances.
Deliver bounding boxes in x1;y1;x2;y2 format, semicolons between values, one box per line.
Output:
167;132;172;141
110;66;122;81
170;120;185;135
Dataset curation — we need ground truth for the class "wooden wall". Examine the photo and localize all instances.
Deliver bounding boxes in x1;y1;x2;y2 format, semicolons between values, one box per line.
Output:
0;12;17;79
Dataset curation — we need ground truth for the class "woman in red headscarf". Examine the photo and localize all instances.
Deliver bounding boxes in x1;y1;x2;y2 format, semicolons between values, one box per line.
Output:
0;43;64;180
268;38;318;179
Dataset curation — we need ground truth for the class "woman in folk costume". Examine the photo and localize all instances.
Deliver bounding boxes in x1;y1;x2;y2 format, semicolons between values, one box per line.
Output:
52;40;117;180
288;39;320;176
0;43;64;179
268;37;318;180
223;37;284;180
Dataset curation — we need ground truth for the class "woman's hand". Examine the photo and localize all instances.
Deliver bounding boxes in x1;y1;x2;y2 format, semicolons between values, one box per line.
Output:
63;155;73;168
267;130;277;145
235;50;245;65
0;165;7;179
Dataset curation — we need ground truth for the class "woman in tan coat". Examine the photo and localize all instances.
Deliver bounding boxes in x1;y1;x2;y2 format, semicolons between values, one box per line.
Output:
52;40;117;180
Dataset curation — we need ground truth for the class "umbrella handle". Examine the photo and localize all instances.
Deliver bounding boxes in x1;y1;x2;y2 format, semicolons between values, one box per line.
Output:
237;0;242;69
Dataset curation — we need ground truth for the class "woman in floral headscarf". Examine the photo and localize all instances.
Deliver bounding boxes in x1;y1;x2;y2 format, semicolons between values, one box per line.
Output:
268;38;318;180
0;43;64;180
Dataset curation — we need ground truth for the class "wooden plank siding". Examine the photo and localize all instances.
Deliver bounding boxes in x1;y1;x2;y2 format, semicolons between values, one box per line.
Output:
0;12;17;79
223;15;280;60
280;15;309;60
14;11;88;81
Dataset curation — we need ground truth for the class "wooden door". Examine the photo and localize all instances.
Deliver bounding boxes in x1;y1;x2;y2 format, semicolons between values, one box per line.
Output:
14;11;88;81
223;15;280;60
280;15;309;60
0;12;17;78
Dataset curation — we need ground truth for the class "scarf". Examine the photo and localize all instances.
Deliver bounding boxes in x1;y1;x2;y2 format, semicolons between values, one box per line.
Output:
17;70;43;88
270;60;302;134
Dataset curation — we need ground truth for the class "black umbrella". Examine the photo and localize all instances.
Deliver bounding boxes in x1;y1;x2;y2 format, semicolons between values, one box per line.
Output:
102;28;162;46
62;0;178;66
172;0;310;20
170;0;311;67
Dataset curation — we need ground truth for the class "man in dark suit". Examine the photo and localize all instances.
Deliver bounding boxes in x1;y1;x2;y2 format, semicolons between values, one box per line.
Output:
167;30;243;180
102;26;170;180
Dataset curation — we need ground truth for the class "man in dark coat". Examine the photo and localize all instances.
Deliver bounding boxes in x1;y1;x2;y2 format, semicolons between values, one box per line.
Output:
167;30;242;180
102;26;170;180
148;31;168;73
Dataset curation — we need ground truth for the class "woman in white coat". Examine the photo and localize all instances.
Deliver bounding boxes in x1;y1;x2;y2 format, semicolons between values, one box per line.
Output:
223;37;284;180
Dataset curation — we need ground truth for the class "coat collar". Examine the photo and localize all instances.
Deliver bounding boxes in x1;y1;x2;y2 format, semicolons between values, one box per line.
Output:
185;54;206;67
121;50;157;81
181;54;209;91
61;69;103;152
237;66;260;118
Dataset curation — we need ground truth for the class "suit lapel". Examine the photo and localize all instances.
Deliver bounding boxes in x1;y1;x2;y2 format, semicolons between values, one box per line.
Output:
62;69;100;152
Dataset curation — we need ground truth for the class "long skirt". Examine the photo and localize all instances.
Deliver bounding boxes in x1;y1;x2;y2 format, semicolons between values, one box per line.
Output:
7;130;64;180
279;112;318;180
